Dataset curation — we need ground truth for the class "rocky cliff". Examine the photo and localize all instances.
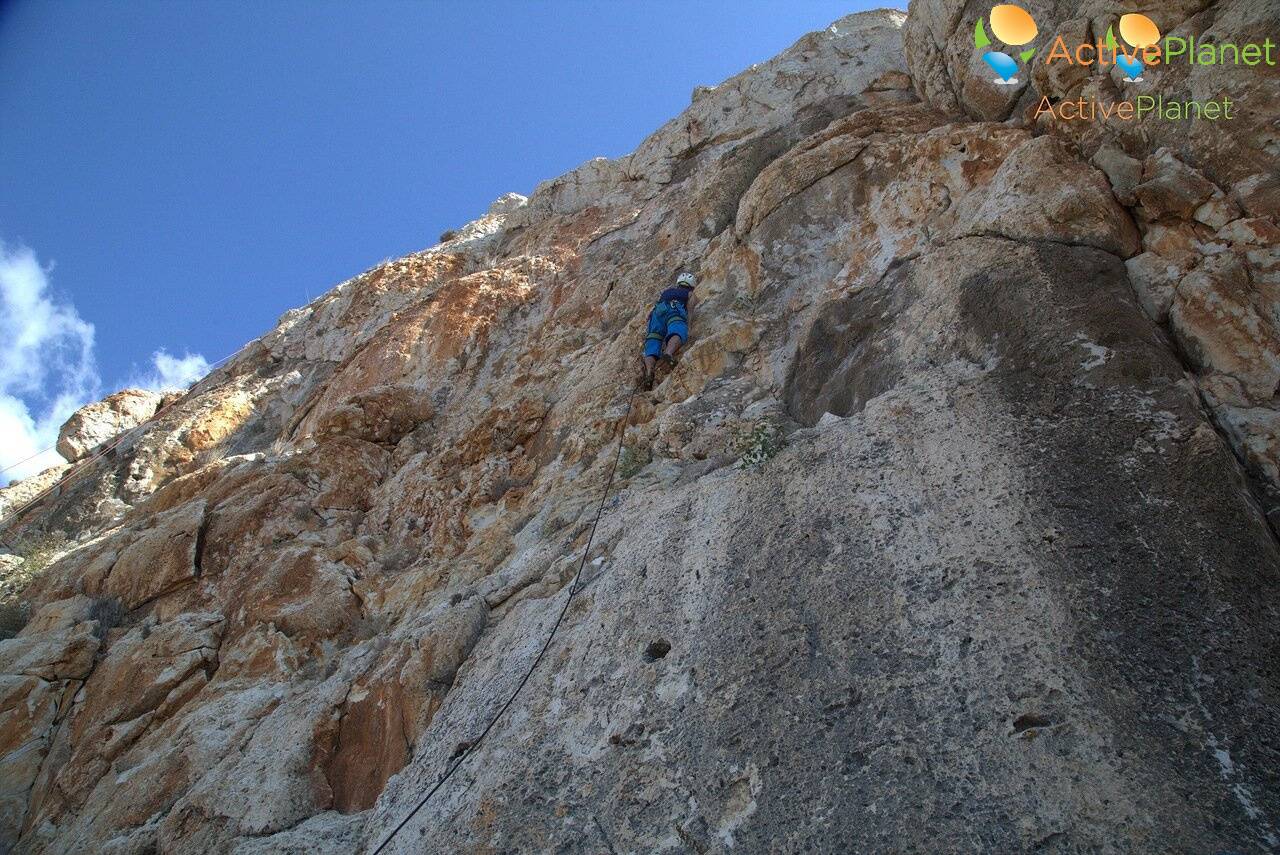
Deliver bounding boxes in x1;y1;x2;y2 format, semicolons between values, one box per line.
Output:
2;5;1279;853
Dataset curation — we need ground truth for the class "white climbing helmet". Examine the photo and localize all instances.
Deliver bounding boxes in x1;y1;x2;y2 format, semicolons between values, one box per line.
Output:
676;272;696;288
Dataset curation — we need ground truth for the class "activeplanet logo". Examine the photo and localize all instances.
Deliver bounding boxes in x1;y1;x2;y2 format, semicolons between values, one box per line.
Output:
974;4;1038;85
973;5;1276;121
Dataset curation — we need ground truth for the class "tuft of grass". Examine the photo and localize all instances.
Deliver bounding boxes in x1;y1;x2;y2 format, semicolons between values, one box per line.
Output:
88;597;127;639
9;531;67;576
439;229;458;243
0;531;69;639
735;422;785;468
617;443;651;480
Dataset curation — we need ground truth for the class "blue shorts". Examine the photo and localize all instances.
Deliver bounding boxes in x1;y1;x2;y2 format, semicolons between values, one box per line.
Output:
644;304;687;358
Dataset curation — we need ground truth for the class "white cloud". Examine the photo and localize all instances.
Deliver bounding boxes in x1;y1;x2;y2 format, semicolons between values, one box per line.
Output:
0;244;99;486
132;350;211;392
0;397;72;487
0;243;209;487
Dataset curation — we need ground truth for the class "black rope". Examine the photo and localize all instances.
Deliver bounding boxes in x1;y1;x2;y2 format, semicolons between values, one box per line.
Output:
368;388;638;855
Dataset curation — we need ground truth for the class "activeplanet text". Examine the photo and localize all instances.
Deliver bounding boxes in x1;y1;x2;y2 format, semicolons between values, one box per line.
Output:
1034;94;1235;121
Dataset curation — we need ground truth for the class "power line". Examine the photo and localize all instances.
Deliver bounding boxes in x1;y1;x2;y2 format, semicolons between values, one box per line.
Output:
0;448;57;477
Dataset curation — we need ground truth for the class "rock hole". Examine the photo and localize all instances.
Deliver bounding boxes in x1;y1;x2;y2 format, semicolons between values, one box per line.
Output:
643;639;671;662
1012;712;1053;733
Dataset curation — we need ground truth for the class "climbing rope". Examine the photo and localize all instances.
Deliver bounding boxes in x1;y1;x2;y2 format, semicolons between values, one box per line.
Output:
368;387;638;855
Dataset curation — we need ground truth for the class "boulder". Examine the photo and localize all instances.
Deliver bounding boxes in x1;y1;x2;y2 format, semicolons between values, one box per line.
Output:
0;624;98;681
1125;252;1184;323
1091;143;1143;206
949;134;1140;257
1169;254;1280;401
311;385;434;445
1134;149;1219;221
103;500;206;611
56;389;163;462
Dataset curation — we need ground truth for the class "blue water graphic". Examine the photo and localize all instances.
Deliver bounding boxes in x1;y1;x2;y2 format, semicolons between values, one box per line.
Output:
982;51;1019;81
1116;54;1144;80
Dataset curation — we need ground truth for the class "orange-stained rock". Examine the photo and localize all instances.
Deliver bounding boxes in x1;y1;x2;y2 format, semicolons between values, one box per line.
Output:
281;436;390;512
0;624;98;682
16;595;95;636
0;619;99;849
1134;149;1219;221
103;500;206;610
1169;253;1280;401
311;385;435;445
322;597;486;812
949;135;1140;258
222;547;362;651
43;613;222;806
0;675;74;848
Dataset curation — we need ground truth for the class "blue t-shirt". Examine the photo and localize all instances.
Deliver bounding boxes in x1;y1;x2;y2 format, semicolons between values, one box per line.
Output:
657;286;693;308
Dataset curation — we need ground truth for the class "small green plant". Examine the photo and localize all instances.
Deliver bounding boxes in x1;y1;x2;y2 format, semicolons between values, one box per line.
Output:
10;531;67;576
617;443;651;480
735;422;785;467
439;229;458;243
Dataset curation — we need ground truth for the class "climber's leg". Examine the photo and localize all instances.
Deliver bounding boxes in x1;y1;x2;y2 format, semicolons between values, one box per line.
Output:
642;337;662;372
639;307;668;387
660;317;687;364
636;356;655;389
640;331;663;389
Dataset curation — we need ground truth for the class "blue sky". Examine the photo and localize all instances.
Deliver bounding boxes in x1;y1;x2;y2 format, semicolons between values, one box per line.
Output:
0;0;885;481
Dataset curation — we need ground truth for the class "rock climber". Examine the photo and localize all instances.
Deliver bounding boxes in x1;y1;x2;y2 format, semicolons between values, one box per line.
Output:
638;271;696;391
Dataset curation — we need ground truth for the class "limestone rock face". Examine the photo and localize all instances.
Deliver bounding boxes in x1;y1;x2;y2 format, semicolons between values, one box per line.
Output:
904;0;1280;527
1;6;1279;854
55;389;164;462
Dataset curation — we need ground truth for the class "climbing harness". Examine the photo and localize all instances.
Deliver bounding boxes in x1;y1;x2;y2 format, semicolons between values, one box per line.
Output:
644;300;688;345
368;388;638;854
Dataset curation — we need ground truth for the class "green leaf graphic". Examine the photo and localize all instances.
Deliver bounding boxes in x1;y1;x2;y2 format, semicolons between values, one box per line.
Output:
1105;25;1118;50
1020;47;1036;62
974;17;991;49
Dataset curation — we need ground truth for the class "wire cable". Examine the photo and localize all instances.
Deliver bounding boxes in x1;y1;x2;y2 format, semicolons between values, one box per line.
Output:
0;349;242;477
0;350;241;544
